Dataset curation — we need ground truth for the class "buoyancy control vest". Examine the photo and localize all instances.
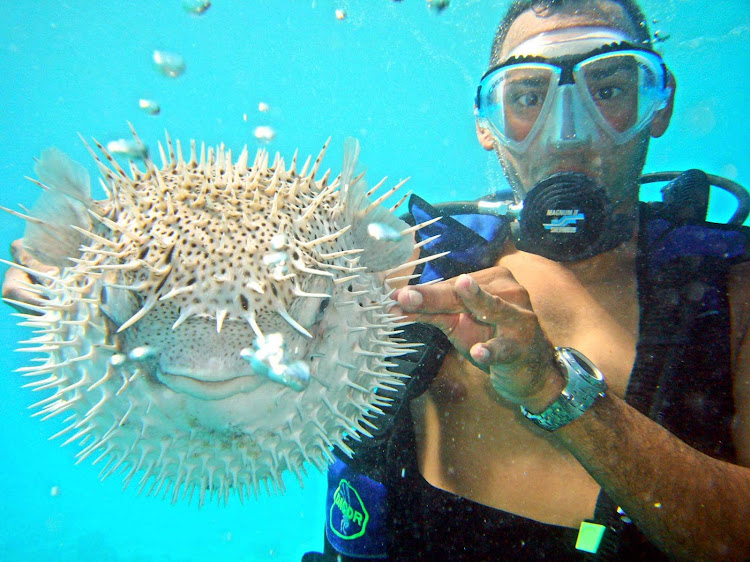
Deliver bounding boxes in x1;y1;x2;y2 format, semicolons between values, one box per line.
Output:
308;170;750;561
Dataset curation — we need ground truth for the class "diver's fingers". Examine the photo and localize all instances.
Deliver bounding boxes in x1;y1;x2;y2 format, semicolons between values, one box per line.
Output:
393;283;463;315
2;267;47;313
10;239;31;264
454;274;531;327
399;311;459;335
10;239;58;276
395;307;494;348
469;332;525;368
393;267;520;316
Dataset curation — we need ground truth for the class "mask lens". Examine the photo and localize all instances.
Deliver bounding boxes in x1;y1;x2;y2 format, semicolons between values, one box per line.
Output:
576;51;668;137
478;64;557;145
478;49;670;149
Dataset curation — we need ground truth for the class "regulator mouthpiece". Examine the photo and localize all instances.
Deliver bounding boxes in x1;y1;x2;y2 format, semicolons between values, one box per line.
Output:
512;172;634;261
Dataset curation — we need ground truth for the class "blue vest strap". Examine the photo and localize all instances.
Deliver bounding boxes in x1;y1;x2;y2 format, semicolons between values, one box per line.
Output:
409;194;509;283
325;458;388;559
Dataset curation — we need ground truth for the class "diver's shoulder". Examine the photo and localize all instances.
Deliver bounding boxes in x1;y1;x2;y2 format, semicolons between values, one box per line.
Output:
729;260;750;295
728;261;750;353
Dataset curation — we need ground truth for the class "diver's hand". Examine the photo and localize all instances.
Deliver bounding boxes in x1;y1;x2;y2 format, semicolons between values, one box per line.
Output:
392;268;565;412
2;239;58;313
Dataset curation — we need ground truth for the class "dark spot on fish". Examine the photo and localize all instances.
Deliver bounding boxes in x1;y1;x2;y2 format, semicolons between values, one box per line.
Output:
315;297;330;323
154;268;172;294
164;245;175;264
239;294;249;310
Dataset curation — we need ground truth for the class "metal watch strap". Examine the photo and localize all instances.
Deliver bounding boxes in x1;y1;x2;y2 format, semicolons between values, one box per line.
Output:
521;347;607;432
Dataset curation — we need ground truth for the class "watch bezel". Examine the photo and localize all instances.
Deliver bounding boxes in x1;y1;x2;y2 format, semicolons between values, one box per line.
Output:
521;347;607;431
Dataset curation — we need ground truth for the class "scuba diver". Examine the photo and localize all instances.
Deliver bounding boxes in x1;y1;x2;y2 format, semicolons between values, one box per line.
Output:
3;1;750;560
303;0;750;560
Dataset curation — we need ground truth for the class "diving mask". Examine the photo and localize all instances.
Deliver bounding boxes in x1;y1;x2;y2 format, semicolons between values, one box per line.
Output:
475;28;672;152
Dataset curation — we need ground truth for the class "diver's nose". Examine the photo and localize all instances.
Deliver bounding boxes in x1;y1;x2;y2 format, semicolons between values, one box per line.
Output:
545;85;592;151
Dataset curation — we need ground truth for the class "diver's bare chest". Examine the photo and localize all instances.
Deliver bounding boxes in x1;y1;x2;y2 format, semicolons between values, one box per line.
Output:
503;250;639;395
414;252;640;527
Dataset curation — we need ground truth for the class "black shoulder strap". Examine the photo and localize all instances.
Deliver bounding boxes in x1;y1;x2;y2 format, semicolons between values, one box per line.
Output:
590;172;748;559
629;201;739;460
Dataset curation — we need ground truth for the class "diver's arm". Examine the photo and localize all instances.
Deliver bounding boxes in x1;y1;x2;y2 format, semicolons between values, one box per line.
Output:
2;239;58;312
393;270;750;561
556;387;750;561
555;262;750;561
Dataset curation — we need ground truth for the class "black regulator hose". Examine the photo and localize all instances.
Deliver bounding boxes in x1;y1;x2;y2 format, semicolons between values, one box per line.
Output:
640;172;750;225
428;172;750;226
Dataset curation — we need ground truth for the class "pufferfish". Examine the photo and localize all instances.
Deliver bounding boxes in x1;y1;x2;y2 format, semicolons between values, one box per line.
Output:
3;129;440;505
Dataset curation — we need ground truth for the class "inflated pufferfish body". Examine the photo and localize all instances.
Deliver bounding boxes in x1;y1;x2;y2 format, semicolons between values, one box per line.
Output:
7;131;430;505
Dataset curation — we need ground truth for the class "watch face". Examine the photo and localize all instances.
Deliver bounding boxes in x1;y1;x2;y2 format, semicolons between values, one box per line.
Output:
522;347;607;431
563;348;605;383
577;356;597;377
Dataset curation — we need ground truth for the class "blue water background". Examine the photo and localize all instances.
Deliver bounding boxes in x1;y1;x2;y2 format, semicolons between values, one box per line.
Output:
0;1;747;560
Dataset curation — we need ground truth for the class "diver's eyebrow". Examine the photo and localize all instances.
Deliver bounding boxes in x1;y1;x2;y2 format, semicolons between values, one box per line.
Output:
505;75;548;87
584;61;633;80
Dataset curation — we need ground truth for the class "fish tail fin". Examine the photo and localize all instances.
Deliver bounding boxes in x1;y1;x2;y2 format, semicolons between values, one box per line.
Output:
340;140;414;272
340;137;363;196
23;148;93;268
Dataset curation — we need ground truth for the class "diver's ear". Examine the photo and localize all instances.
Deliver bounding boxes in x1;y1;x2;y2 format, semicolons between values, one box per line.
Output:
650;71;676;138
476;120;495;150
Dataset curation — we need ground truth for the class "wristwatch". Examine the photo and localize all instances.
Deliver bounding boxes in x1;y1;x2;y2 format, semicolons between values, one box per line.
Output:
520;347;607;432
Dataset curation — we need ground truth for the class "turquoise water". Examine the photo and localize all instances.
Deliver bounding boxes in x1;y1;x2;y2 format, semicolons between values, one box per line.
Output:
0;1;747;560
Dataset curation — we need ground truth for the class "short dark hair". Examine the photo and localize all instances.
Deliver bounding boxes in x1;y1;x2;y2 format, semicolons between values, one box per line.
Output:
489;0;652;66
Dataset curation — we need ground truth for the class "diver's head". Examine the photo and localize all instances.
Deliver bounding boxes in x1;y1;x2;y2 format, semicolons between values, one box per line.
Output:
473;0;676;261
476;0;675;209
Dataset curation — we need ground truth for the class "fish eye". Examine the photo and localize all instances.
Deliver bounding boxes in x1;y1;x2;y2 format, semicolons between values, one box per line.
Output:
315;297;330;323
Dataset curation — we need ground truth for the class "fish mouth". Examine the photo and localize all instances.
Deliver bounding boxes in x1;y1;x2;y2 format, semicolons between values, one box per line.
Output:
157;369;264;401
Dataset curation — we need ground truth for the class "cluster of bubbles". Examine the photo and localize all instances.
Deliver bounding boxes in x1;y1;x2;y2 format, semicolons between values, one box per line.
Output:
106;138;148;159
108;0;278;158
426;0;450;11
262;234;291;280
650;18;671;44
152;50;186;79
336;0;450;18
367;222;402;242
183;0;211;16
107;0;451;158
241;236;311;390
240;334;311;392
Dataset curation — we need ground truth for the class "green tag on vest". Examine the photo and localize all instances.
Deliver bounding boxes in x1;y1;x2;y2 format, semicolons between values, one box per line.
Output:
575;521;606;553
